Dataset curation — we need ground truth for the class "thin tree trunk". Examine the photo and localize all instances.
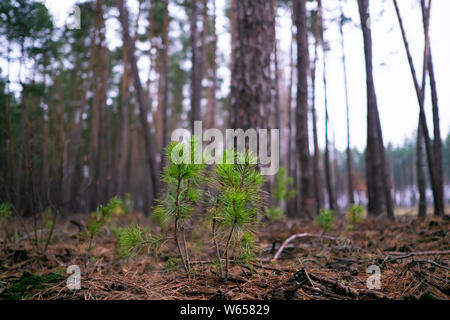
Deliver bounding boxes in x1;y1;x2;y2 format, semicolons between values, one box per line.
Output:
286;15;297;217
339;1;355;205
116;45;131;197
189;0;204;132
159;0;170;171
205;0;218;130
417;118;427;218
61;14;98;213
393;0;443;216
294;0;314;217
116;0;160;203
420;0;445;216
323;48;336;211
358;0;393;219
311;5;324;211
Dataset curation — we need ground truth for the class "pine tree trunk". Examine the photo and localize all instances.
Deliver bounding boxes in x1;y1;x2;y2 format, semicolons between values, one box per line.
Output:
417;118;427;218
230;0;273;132
189;0;205;132
205;0;218;130
420;0;445;216
293;0;314;217
339;1;355;205
311;7;324;211
358;0;393;218
393;0;443;216
116;0;160;204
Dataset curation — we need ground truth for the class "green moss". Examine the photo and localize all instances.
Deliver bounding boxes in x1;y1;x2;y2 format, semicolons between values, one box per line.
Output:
2;271;65;300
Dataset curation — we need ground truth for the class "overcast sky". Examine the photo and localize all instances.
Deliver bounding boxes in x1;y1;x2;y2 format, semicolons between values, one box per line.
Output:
5;0;449;152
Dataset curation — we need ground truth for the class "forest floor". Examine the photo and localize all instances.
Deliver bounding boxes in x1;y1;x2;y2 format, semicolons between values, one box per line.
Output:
0;213;449;300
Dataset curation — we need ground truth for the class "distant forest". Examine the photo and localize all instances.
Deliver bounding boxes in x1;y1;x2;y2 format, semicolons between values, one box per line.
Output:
0;0;448;218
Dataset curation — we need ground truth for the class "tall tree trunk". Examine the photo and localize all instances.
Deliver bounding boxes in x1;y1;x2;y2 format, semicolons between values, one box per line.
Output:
393;0;443;216
230;0;274;132
116;45;131;197
158;0;170;171
116;0;160;204
358;0;393;219
293;0;314;217
339;1;355;205
88;0;109;210
271;0;281;133
189;0;205;132
323;47;336;211
286;15;297;217
5;44;15;204
61;11;98;213
311;5;324;211
420;0;445;216
417;118;427;218
205;0;218;130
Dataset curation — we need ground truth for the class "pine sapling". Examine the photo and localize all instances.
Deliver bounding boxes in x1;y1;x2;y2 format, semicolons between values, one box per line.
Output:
114;224;164;259
86;197;124;254
154;137;206;274
212;150;265;279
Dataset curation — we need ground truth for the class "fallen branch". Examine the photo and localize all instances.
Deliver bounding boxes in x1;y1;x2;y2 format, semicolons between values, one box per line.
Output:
384;250;450;263
273;233;343;261
384;250;450;256
413;260;450;271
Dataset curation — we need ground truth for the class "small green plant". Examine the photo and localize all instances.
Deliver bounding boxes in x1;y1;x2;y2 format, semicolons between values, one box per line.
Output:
163;257;182;271
346;204;364;230
267;166;296;221
122;192;134;215
115;224;164;259
154;137;207;274
0;202;13;240
122;143;266;280
86;197;123;253
266;207;284;221
273;166;297;203
212;149;265;279
0;202;12;221
41;207;57;252
315;209;335;231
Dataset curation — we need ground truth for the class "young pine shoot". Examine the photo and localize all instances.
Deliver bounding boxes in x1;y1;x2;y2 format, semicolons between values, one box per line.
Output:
213;150;265;279
114;224;164;259
315;209;335;231
154;137;207;274
86;197;124;254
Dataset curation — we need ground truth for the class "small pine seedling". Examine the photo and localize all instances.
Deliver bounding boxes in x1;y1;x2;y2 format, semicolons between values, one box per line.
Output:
346;204;364;230
0;202;14;241
267;166;296;221
86;197;123;253
115;224;164;259
154;137;207;274
315;209;335;231
213;149;265;279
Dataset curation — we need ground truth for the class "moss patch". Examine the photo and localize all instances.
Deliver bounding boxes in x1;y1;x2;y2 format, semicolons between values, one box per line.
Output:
1;271;65;300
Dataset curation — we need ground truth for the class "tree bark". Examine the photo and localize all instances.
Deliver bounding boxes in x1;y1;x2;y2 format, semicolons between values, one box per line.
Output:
189;0;205;132
393;0;443;216
293;0;314;217
339;1;355;205
420;0;445;216
230;0;274;132
358;0;393;219
116;0;160;203
311;4;324;211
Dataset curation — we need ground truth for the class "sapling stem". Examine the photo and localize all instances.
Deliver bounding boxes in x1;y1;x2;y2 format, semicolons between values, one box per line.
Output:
174;218;188;273
181;224;190;272
212;216;223;278
223;219;237;279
